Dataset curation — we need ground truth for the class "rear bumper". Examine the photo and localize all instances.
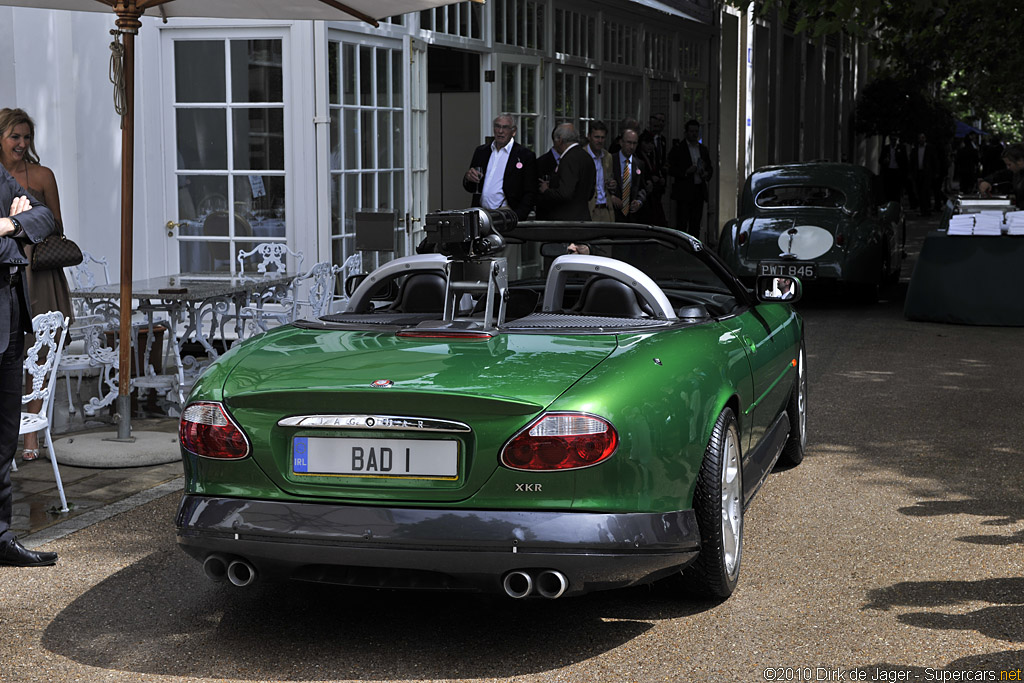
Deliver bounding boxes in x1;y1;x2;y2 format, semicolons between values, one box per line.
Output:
175;495;701;596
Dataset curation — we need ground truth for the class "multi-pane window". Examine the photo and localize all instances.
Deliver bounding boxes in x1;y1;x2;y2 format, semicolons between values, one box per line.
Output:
554;69;598;133
501;62;540;151
603;21;638;66
680;86;707;127
419;1;483;39
603;76;640;132
645;32;673;73
174;38;286;273
554;8;596;60
679;37;704;80
327;40;404;266
495;0;545;50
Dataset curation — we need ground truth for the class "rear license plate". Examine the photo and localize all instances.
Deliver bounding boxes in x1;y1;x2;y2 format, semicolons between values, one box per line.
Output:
758;261;816;279
292;437;458;479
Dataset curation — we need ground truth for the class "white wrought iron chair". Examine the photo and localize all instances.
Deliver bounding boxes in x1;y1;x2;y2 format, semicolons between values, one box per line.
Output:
56;318;120;418
18;311;71;513
61;251;120;417
239;260;343;335
237;242;304;276
230;243;306;339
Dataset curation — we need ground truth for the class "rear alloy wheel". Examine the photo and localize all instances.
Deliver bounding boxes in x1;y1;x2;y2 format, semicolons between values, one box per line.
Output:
683;408;743;599
778;342;807;467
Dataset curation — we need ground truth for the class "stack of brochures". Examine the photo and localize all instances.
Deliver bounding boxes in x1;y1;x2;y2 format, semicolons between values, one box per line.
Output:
1005;211;1024;235
947;214;976;235
973;212;1004;235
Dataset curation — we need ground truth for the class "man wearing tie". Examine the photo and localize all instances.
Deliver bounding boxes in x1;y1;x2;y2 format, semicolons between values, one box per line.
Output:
610;128;647;222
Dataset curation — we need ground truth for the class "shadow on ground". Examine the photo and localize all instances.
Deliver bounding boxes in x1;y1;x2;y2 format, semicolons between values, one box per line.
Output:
41;547;713;680
864;577;1023;644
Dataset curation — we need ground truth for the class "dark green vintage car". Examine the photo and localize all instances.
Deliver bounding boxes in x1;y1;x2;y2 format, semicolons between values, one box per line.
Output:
718;162;905;295
176;210;806;600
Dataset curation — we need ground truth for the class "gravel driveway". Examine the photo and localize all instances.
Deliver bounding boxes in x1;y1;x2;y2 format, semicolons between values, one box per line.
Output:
2;232;1021;682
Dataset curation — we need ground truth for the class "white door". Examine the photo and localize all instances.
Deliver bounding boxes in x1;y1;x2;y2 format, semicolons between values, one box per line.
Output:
403;35;428;254
163;30;294;274
324;31;408;268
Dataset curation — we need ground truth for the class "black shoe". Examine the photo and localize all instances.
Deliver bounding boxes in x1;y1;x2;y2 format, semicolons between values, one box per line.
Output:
0;538;58;567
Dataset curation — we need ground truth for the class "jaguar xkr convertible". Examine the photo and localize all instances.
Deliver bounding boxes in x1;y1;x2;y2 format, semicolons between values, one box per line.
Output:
176;209;807;600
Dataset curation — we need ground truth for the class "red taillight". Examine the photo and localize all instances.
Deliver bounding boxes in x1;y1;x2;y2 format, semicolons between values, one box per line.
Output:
737;230;748;245
836;233;845;246
180;402;250;459
500;413;618;471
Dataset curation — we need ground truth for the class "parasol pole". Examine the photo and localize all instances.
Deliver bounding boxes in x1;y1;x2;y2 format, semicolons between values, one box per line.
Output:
113;1;142;441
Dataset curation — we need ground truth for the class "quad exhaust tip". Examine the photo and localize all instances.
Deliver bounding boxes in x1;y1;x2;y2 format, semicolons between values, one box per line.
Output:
503;569;568;599
202;554;229;582
227;559;257;587
203;554;257;587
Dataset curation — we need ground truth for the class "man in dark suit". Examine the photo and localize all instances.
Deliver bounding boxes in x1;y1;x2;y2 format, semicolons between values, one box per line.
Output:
642;113;669;177
910;132;940;217
462;114;537;221
536;123;595;221
879;133;908;203
534;127;560;220
609;128;648;222
0;165;57;567
669;119;714;238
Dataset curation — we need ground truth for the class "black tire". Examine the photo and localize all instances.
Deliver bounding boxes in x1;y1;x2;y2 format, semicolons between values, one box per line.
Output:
681;408;743;599
778;342;807;467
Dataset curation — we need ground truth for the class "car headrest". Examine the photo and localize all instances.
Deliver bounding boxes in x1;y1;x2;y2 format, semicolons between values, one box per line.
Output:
390;272;447;313
576;277;650;318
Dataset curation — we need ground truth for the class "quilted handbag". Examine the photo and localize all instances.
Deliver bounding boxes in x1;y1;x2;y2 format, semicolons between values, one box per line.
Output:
31;222;84;271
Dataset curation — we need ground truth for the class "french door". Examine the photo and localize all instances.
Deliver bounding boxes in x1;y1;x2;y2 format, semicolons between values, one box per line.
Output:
163;29;298;275
323;32;428;269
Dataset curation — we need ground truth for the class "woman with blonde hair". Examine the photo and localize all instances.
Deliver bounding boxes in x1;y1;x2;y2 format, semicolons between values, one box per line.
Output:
0;108;74;461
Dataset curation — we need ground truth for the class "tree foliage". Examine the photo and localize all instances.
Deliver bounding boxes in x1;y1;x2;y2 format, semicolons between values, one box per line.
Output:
724;0;1024;140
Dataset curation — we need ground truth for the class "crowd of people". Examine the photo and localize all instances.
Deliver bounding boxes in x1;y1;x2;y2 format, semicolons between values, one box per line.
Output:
879;131;1024;212
463;113;716;239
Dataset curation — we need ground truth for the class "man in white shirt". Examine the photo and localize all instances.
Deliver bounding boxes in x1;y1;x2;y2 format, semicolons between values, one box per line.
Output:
462;114;538;221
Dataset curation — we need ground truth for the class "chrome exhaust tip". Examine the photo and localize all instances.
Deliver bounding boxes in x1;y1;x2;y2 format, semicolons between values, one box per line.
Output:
226;559;257;587
536;570;569;599
202;554;229;582
502;570;534;599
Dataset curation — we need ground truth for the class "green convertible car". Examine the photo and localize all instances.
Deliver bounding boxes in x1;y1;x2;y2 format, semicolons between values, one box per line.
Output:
176;209;807;600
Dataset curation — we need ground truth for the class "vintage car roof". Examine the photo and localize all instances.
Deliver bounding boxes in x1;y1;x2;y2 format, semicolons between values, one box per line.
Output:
746;162;873;194
740;162;877;214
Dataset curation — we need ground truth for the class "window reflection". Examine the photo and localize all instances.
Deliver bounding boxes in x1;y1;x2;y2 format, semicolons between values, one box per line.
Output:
230;40;282;103
175;41;225;103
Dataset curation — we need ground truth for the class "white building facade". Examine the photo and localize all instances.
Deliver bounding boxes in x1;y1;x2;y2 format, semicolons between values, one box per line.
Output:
1;0;866;280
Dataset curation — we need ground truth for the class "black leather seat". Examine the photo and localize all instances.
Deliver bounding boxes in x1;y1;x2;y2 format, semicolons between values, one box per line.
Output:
472;289;540;320
389;272;447;313
575;277;652;318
